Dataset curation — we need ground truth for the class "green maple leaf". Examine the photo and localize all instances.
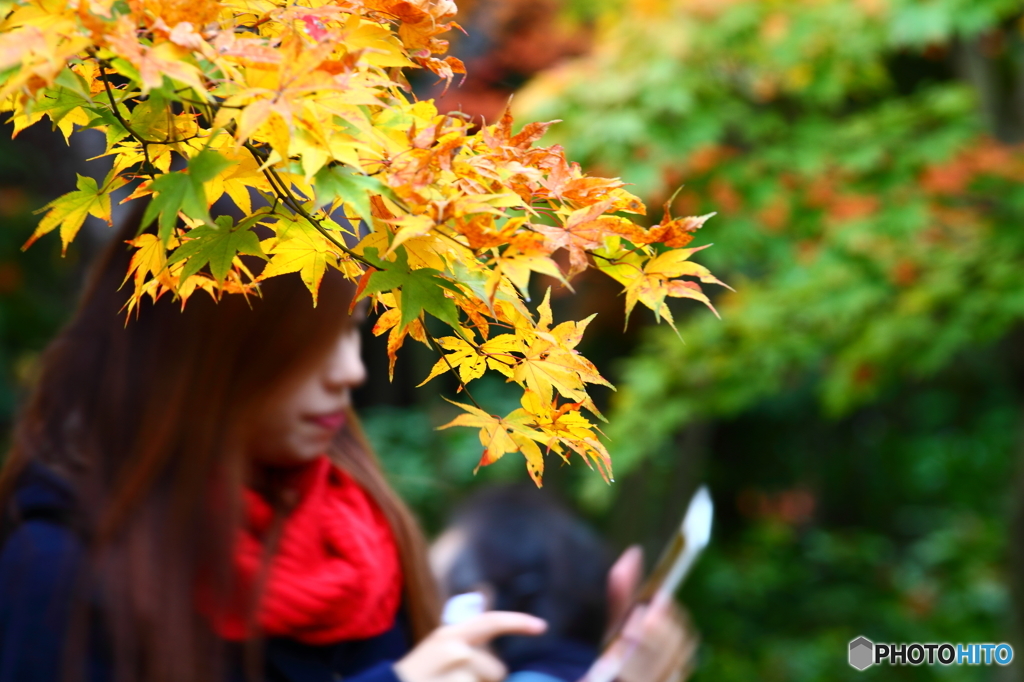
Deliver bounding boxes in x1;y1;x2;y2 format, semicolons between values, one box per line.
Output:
25;174;109;254
313;166;394;225
21;86;90;134
166;214;266;283
361;246;462;329
142;149;236;244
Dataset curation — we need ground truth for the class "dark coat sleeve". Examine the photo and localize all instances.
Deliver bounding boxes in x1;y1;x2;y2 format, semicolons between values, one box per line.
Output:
0;520;85;682
344;661;403;682
265;617;409;682
0;515;408;682
264;641;404;682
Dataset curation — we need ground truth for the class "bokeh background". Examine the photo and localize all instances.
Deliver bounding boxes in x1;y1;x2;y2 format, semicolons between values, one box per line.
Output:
3;0;1024;679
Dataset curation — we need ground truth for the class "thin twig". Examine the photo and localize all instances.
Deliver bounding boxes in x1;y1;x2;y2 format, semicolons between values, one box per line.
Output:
241;140;372;267
95;58;157;180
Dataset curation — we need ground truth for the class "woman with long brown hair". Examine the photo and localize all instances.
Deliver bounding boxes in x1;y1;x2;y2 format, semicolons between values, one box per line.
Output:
0;202;548;682
0;211;690;682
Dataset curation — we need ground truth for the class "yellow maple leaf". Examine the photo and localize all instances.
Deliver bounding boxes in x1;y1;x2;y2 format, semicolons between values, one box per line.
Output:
510;291;611;416
600;245;730;329
371;303;427;380
419;333;521;386
123;232;171;290
259;216;344;303
519;390;612;482
439;400;548;486
25;175;111;254
204;141;272;216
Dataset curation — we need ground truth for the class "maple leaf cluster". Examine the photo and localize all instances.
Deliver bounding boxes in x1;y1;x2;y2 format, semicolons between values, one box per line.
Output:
0;0;725;484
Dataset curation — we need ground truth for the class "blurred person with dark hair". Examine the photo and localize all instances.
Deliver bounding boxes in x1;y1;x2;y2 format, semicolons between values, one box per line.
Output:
432;486;696;682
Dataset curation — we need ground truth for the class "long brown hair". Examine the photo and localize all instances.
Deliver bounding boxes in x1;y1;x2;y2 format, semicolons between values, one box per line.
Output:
0;212;440;681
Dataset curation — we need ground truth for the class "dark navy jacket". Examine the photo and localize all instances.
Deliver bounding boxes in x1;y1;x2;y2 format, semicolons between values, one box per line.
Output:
0;463;404;682
0;464;596;682
503;638;597;682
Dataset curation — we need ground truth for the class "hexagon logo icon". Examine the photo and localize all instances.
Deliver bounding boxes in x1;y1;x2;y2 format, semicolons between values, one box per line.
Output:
849;636;874;670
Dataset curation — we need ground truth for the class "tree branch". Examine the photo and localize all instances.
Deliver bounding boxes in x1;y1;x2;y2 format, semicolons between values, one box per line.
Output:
241;140;372;268
94;57;158;180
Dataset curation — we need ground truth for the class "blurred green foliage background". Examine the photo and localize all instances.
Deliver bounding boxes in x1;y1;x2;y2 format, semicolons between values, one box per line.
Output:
4;0;1024;679
419;0;1024;678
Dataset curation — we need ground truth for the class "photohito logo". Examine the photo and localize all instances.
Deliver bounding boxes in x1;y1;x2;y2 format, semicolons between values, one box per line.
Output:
849;637;1013;670
849;637;874;671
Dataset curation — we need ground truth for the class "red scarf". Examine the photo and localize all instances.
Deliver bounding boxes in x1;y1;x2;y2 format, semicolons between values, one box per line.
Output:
203;456;403;644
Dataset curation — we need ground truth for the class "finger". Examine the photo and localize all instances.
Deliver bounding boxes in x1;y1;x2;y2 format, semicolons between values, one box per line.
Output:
654;616;698;682
619;633;683;682
621;602;692;682
652;624;689;678
650;590;673;610
607;545;644;626
636;596;685;646
619;603;648;642
584;648;628;682
641;591;674;628
447;611;547;647
671;640;698;682
467;648;507;682
655;638;690;682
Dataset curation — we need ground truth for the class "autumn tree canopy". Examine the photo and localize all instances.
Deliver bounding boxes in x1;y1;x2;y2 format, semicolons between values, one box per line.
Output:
0;0;724;484
515;0;1024;495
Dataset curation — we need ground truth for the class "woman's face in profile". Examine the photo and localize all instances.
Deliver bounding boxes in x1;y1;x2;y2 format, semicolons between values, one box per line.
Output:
243;326;367;466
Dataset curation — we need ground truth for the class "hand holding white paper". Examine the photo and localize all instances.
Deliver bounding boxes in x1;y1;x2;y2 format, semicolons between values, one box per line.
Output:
581;486;713;682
